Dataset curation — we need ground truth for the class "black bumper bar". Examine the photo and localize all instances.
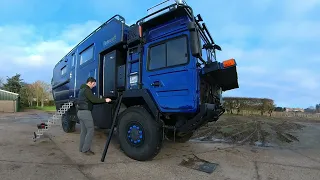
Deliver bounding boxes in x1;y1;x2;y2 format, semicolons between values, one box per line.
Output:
177;103;225;133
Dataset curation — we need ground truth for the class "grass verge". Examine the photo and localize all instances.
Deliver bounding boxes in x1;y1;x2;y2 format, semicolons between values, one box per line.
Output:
24;106;56;112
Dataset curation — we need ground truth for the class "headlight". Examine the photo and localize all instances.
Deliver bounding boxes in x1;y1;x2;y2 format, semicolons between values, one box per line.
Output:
129;73;138;86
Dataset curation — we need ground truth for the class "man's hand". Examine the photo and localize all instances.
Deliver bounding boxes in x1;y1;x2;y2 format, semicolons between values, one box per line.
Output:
105;98;112;103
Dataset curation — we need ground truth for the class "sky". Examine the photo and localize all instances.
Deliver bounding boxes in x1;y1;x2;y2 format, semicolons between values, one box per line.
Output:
0;0;319;108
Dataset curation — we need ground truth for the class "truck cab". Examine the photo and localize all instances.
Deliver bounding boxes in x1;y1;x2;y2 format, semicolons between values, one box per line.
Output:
51;0;239;161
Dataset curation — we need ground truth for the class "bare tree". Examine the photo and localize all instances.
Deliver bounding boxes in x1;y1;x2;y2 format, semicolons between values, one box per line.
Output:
32;81;42;107
39;81;51;107
19;83;35;107
25;84;35;106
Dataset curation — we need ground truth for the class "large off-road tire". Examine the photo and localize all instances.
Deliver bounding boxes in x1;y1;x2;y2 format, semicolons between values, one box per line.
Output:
117;106;163;161
61;113;76;133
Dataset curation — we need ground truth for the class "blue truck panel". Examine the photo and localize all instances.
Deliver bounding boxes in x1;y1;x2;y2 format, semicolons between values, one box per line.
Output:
51;1;239;161
52;16;129;102
146;16;190;42
52;4;238;116
141;15;198;113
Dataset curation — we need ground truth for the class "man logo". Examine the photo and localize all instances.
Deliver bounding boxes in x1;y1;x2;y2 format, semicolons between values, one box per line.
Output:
103;35;117;47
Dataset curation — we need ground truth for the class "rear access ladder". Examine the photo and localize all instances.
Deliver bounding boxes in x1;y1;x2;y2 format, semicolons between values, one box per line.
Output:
32;102;73;141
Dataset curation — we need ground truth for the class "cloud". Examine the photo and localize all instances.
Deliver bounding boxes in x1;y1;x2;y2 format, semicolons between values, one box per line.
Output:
198;0;320;108
282;0;320;16
59;20;102;43
0;0;319;108
0;20;104;83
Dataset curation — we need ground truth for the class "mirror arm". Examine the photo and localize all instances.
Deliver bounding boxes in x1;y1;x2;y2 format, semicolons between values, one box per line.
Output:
198;56;206;64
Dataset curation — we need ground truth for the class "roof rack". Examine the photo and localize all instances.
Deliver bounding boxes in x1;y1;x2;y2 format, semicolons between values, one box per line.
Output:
136;0;189;24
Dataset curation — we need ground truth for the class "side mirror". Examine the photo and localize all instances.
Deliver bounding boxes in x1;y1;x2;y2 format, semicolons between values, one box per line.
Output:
187;22;201;57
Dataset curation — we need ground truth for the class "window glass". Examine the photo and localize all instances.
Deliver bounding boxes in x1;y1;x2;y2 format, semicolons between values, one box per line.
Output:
80;46;93;65
149;43;166;70
148;36;188;70
167;37;188;67
61;66;67;76
72;54;75;66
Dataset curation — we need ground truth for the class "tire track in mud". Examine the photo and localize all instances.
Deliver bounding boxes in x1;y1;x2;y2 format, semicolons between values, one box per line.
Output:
191;116;305;148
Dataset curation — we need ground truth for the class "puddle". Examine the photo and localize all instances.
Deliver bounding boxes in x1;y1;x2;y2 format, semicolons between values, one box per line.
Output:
14;118;44;123
254;141;274;147
0;112;53;124
179;155;218;174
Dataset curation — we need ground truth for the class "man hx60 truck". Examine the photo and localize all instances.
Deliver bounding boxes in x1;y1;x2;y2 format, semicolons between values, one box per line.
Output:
51;0;239;161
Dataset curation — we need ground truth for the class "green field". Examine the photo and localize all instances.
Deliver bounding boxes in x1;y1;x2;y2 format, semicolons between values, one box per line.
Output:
25;106;56;112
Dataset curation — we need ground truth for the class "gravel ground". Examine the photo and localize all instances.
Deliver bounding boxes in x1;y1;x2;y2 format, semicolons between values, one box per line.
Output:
0;110;319;180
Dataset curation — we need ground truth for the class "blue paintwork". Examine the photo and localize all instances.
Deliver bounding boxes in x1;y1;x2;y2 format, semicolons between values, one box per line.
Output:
51;9;235;115
52;14;202;113
141;16;199;113
52;18;130;102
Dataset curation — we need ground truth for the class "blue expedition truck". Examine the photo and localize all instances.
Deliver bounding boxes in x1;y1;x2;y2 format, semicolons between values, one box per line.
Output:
51;0;239;161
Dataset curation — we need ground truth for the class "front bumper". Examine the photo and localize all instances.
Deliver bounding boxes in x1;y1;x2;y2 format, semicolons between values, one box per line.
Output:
177;103;225;133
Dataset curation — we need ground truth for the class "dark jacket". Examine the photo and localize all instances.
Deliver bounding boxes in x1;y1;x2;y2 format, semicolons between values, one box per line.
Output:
76;84;105;111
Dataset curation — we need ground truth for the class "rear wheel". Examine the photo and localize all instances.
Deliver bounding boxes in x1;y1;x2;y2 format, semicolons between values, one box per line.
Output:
117;106;163;161
61;113;76;133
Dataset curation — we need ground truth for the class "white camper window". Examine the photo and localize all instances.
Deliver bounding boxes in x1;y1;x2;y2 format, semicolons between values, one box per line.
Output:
80;46;94;65
61;66;67;76
72;54;76;67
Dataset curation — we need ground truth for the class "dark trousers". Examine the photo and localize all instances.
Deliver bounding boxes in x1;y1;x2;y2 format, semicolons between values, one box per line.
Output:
77;110;94;152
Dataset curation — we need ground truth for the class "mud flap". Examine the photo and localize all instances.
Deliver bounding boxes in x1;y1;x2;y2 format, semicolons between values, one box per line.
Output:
201;61;239;91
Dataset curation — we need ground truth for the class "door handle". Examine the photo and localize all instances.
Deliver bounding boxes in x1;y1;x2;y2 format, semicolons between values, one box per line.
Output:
151;81;161;87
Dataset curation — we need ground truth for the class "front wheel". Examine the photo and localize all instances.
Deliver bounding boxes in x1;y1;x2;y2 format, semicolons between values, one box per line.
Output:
117;106;163;161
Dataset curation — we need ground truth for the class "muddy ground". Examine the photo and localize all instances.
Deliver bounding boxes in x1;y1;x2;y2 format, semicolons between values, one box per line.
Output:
0;110;319;180
192;114;320;148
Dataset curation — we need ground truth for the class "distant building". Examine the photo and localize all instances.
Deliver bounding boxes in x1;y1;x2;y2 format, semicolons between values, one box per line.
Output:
285;107;304;112
0;89;20;113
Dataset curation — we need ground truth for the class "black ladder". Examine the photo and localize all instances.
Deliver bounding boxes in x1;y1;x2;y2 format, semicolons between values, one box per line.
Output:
101;94;123;162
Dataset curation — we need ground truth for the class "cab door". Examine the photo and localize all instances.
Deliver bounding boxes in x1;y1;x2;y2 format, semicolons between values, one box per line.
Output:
142;34;198;113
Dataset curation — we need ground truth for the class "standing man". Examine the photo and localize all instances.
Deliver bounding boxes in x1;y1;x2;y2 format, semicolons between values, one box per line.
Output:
76;77;112;155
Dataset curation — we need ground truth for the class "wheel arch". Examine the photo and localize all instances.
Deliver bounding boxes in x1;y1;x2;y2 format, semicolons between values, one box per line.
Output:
121;89;160;120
